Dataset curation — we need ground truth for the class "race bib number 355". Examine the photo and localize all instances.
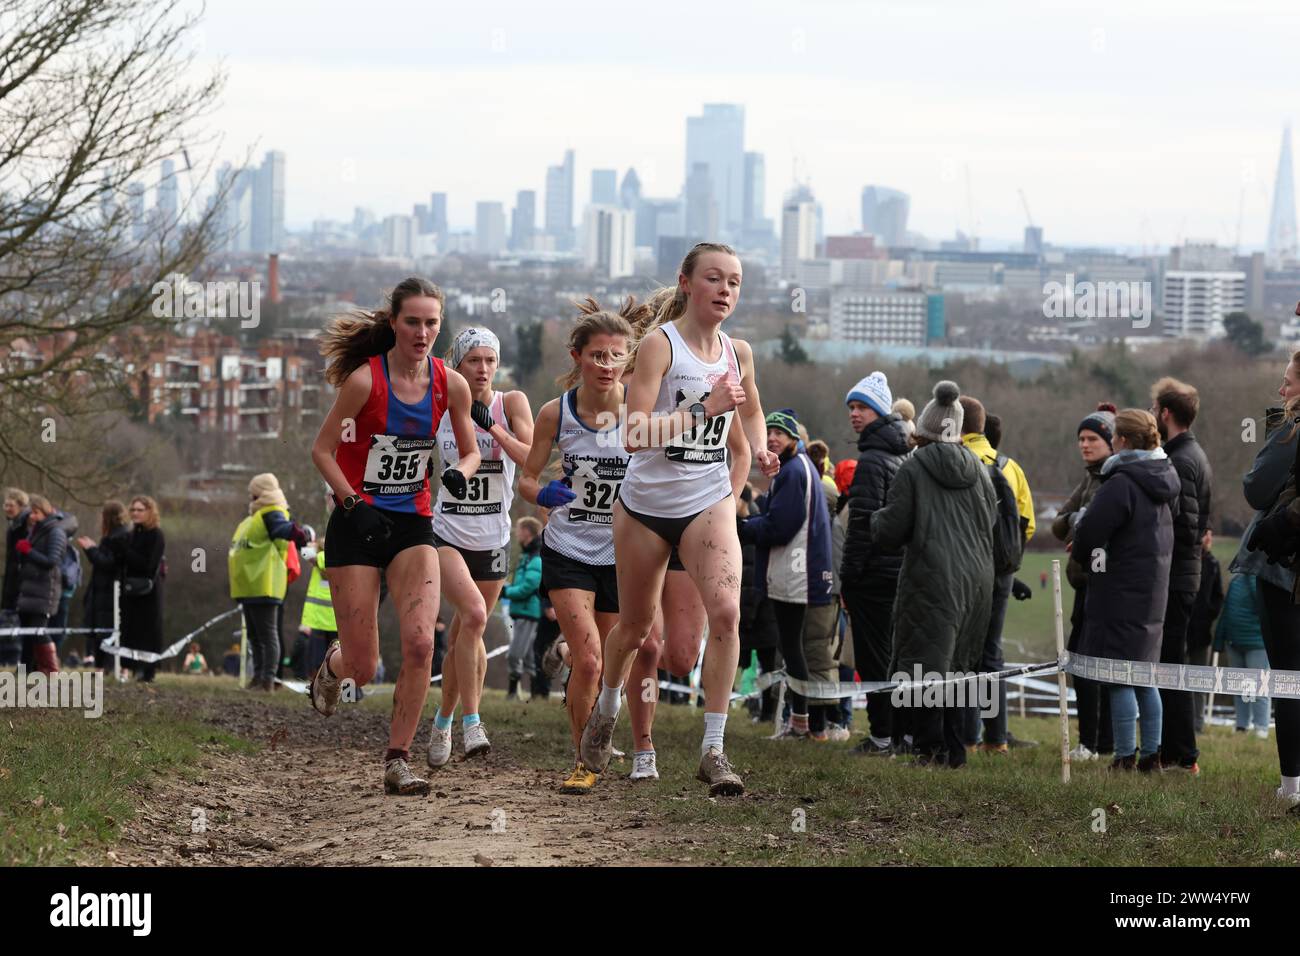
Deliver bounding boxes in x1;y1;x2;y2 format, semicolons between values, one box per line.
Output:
362;435;437;496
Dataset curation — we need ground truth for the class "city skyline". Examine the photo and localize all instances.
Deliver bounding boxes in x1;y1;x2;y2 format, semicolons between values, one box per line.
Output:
185;0;1300;251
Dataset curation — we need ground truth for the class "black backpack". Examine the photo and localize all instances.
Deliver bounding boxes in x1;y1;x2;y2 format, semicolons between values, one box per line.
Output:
988;454;1025;575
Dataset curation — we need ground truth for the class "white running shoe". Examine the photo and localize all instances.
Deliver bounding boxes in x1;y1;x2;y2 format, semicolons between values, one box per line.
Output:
825;723;851;742
629;751;659;781
1068;743;1097;762
463;721;491;759
1255;728;1269;741
611;746;626;760
427;721;452;768
1277;787;1300;811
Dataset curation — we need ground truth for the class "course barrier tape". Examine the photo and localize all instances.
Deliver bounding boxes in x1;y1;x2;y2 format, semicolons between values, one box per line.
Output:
99;607;240;665
0;626;117;637
757;660;1062;701
1064;651;1300;700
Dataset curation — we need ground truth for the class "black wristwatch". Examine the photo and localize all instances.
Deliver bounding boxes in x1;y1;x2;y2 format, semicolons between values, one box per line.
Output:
688;402;707;429
341;494;361;511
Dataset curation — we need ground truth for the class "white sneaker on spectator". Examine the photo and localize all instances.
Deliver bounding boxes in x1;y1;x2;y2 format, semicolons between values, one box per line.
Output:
825;723;851;742
1255;728;1269;741
1068;743;1097;761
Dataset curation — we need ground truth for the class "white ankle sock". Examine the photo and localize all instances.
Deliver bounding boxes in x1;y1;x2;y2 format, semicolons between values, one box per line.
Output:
597;682;623;718
1282;775;1300;797
702;712;727;756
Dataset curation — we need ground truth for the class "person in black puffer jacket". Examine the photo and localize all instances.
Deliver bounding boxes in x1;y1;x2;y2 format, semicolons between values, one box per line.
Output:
1073;409;1180;773
15;494;67;674
1150;377;1212;773
738;484;782;723
839;371;910;755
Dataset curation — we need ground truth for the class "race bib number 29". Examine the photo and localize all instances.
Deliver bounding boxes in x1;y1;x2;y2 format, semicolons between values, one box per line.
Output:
362;435;436;495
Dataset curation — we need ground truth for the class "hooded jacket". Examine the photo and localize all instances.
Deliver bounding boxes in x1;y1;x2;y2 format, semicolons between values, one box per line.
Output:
1073;449;1180;662
1229;409;1296;593
740;448;834;606
840;413;910;585
3;507;30;611
870;441;997;675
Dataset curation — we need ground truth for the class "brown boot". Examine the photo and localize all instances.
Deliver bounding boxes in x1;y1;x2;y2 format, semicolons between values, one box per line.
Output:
34;641;60;675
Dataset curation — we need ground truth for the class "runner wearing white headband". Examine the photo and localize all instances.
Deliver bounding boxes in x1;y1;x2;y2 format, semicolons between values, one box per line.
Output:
426;326;535;767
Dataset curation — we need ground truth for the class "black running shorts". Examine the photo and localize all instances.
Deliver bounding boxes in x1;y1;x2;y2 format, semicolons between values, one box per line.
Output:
325;504;437;569
433;532;509;582
540;542;619;614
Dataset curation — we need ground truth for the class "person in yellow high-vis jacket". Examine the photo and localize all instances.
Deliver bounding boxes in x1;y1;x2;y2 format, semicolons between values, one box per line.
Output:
228;473;309;691
300;539;337;677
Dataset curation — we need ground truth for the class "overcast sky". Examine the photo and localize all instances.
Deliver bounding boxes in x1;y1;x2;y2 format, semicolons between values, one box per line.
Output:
187;0;1299;250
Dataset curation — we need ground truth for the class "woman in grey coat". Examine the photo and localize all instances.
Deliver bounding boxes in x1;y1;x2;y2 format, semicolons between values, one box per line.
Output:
870;381;997;768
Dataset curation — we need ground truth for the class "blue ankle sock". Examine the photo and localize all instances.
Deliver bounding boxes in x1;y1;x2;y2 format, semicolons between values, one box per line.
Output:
435;713;453;731
462;713;480;729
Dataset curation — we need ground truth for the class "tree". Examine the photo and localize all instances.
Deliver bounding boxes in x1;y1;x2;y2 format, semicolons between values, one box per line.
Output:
0;0;226;502
1223;312;1272;357
514;321;544;388
779;323;810;365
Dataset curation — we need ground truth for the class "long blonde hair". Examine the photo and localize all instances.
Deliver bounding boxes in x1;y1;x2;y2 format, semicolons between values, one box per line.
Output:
625;242;737;373
319;277;446;388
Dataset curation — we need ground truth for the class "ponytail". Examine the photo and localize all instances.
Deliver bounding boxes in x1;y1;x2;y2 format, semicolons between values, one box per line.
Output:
320;277;445;388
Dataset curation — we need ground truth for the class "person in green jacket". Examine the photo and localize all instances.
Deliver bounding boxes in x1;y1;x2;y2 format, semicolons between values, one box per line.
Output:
1213;572;1270;738
869;381;997;769
504;517;542;699
228;473;309;691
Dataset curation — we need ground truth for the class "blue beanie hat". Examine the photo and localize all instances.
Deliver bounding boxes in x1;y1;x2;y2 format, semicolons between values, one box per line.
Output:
846;371;892;418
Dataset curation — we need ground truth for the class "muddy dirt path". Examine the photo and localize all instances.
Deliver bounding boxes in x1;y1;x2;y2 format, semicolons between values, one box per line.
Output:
94;685;677;867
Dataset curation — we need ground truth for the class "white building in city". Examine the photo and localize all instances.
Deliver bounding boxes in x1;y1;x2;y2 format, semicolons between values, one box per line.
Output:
781;198;817;281
1161;271;1245;339
830;289;931;346
582;205;635;279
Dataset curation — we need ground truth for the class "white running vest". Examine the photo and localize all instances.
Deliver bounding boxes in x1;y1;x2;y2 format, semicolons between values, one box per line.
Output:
543;387;629;567
432;390;516;550
619;323;740;519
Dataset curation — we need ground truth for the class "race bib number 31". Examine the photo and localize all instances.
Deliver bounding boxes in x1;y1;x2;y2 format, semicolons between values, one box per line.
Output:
362;435;437;496
440;459;505;515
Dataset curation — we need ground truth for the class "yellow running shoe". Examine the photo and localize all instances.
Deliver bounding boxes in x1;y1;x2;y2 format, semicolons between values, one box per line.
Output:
560;762;599;794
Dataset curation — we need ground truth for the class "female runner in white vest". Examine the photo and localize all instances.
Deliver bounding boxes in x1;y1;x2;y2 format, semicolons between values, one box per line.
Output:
519;299;659;792
579;243;778;796
426;328;534;766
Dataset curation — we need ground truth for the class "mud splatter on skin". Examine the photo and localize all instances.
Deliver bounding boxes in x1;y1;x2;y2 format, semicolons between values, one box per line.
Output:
406;598;424;613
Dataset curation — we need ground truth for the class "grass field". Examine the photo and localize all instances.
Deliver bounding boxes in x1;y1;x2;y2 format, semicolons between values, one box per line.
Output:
3;672;1297;867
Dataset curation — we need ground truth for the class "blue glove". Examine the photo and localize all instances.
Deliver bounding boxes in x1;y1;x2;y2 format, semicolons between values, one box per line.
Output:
537;479;576;509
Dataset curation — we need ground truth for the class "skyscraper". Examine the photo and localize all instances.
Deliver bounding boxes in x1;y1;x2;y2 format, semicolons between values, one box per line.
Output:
383;214;414;258
476;202;507;255
685;104;745;237
743;152;765;230
591;169;618;206
127;182;147;244
430;192;449;249
250;150;285;254
545;149;576;251
781;189;817;281
685;163;718;241
157;159;178;226
511;190;536;251
584;206;636;279
860;185;910;249
1268;125;1297;266
620;169;642;211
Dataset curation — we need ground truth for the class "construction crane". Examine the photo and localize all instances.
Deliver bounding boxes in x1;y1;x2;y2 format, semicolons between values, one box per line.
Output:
1018;188;1034;228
